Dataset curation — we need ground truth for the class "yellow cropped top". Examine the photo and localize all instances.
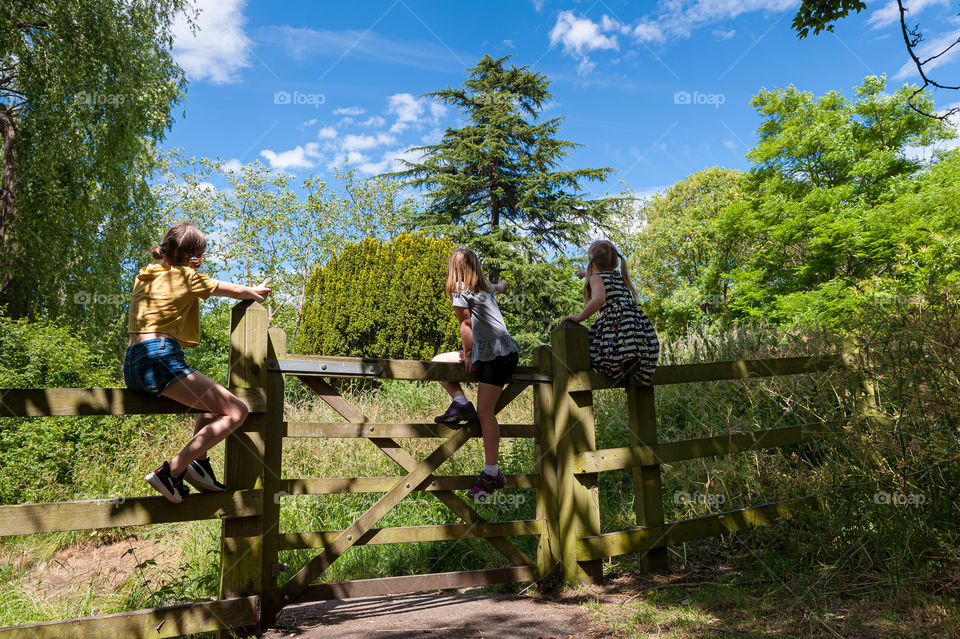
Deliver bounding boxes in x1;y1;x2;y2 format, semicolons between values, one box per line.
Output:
127;263;219;347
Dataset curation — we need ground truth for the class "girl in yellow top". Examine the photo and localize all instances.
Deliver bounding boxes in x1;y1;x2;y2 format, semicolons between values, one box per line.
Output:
125;222;270;503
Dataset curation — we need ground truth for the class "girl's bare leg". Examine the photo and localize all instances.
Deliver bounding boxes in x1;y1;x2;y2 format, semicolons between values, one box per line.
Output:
432;351;466;399
160;371;249;476
476;382;504;466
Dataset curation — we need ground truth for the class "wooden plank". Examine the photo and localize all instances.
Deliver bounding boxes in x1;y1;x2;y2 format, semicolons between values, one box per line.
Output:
259;326;287;627
366;437;536;569
279;474;539;495
279;520;540;550
574;422;830;473
628;383;668;572
0;490;262;537
494;382;530;414
0;596;259;639
571;355;843;390
551;322;603;585
282;354;547;384
296;566;538;602
279;426;474;605
577;497;817;561
532;345;561;581
283;421;537;439
0;386;265;417
296;376;368;423
219;301;268;624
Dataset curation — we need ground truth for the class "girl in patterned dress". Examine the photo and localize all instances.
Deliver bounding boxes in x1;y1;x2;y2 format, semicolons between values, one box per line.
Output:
562;240;659;385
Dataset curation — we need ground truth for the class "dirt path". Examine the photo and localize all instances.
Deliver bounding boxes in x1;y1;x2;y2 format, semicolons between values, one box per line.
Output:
263;591;602;639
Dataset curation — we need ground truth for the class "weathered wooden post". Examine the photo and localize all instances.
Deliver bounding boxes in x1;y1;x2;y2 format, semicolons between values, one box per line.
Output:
627;382;668;572
259;326;287;627
219;301;268;636
550;321;602;585
532;345;560;583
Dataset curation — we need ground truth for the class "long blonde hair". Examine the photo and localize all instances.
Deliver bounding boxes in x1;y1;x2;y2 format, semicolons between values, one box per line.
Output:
445;248;489;296
583;239;637;302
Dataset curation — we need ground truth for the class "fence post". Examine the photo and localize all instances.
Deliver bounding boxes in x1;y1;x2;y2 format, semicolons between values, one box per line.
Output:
219;301;268;635
550;321;602;585
259;326;286;628
532;345;560;583
627;382;669;572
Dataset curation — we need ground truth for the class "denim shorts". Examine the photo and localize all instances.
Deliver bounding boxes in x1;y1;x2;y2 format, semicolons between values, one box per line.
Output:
123;337;195;396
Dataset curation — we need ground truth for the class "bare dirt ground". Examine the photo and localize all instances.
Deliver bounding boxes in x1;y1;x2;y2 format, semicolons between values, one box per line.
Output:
264;590;602;639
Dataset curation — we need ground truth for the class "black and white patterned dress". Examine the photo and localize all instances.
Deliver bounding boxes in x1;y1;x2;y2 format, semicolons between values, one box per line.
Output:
588;270;659;385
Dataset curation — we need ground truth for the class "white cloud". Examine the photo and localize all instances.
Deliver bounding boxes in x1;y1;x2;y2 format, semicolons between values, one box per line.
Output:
387;93;425;133
549;11;619;56
301;118;317;127
713;28;737;40
259;143;322;170
868;0;947;29
357;147;424;175
894;27;960;79
172;0;252;84
723;138;738;151
361;115;387;128
342;133;397;152
333;106;365;116
222;158;243;173
531;0;545;12
317;126;337;139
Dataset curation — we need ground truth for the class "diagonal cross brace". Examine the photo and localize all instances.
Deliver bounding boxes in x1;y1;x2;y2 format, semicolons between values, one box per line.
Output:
297;376;534;567
280;424;474;604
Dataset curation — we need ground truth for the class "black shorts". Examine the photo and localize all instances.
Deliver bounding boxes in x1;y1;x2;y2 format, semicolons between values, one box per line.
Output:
475;351;519;387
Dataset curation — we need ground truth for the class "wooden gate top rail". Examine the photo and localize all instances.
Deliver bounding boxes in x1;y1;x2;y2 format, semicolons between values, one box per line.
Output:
0;387;265;418
279;473;539;495
279;520;541;550
295;565;538;603
273;355;547;383
577;496;817;561
571;355;843;390
0;489;261;537
283;421;538;439
0;595;259;639
574;422;834;473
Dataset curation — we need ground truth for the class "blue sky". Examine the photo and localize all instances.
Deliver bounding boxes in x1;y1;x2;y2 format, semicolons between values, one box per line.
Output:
166;0;960;198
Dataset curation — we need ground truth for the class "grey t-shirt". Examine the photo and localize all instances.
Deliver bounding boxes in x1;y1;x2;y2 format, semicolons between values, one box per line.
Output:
451;288;520;362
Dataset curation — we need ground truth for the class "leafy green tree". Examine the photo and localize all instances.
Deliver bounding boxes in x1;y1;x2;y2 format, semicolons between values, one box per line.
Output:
727;76;955;327
298;233;460;360
158;157;418;345
0;0;188;329
391;55;613;345
613;168;746;333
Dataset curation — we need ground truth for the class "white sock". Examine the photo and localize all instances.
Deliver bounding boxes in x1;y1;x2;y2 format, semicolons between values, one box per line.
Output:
483;464;499;476
453;394;469;406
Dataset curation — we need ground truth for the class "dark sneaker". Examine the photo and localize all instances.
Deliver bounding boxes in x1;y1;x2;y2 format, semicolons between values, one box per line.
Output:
184;457;227;492
145;461;189;503
434;400;478;424
467;469;506;499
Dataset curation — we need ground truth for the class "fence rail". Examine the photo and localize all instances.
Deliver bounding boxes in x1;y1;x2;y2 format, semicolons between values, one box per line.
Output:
0;300;849;637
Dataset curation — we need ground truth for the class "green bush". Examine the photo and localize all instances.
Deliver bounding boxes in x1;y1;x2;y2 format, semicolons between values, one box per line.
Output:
298;232;460;360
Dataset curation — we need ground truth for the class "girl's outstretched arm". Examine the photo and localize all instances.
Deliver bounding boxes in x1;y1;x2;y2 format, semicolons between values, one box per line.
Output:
454;306;475;373
562;274;605;323
213;279;271;303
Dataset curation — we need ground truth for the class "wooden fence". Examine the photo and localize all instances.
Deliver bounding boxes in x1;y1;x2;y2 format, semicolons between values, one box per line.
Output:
0;301;844;637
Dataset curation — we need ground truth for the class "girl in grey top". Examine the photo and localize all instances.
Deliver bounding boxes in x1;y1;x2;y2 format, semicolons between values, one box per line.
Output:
432;249;519;499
